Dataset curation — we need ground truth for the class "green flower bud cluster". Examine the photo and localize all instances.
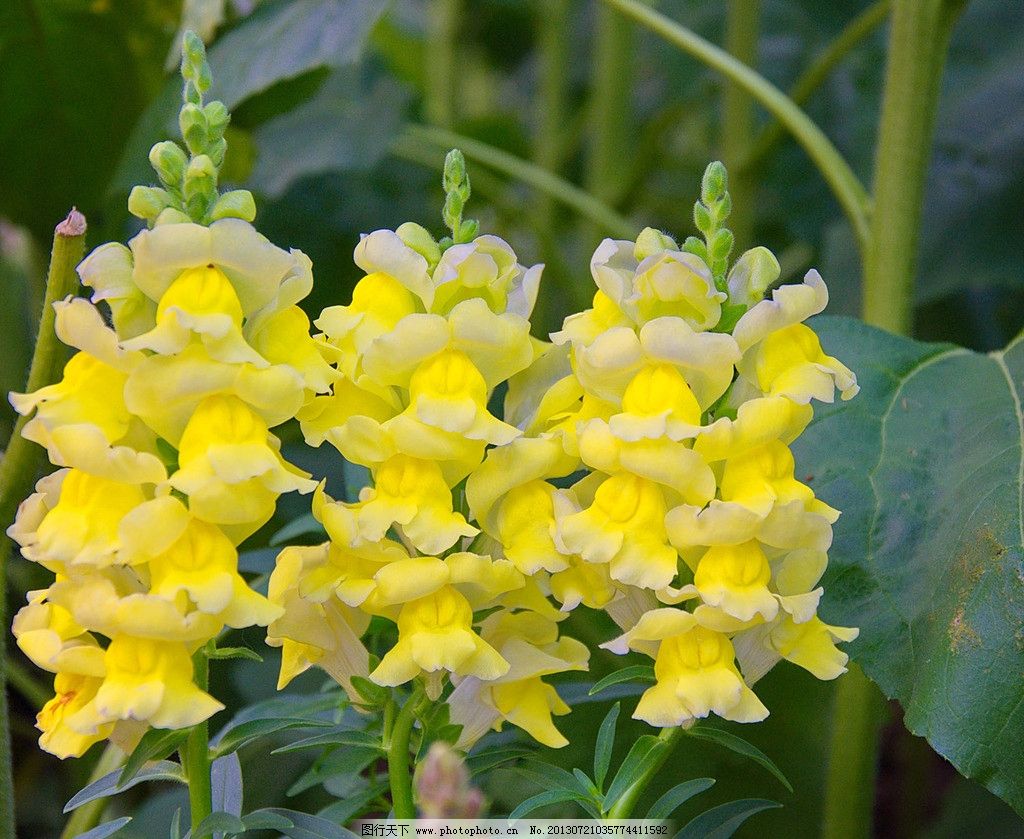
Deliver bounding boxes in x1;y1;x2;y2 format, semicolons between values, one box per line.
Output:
440;149;479;248
684;160;735;290
128;31;256;228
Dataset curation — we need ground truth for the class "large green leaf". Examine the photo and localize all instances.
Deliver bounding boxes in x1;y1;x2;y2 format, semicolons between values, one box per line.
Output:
111;0;387;198
796;316;1024;815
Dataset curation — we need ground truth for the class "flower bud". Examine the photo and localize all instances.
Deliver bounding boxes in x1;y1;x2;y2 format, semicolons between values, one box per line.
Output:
414;742;486;819
149;142;187;190
128;186;173;222
634;227;678;262
396;222;442;268
179;103;208;155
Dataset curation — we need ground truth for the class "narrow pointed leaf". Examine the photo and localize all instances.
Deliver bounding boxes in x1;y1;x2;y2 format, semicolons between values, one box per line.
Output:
587;666;656;696
119;728;190;787
646;778;716;820
65;761;185;813
676;798;781;839
594;703;620;791
604;736;668;811
74;817;132;839
509;790;592;821
686;726;792;792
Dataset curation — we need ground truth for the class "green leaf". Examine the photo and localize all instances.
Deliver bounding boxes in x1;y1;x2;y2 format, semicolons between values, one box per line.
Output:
604;735;668;811
211;753;243;817
794;317;1024;814
676;799;781;839
207;646;263;663
112;0;387;198
516;760;593;798
586;666;656;696
119;728;190;787
270;727;382;754
244;808;357;839
287;747;380;796
241;810;295;831
64;761;185;813
466;746;535;776
248;68;408;198
191;812;246;839
317;779;389;824
686;726;792;792
594;703;620;791
349;675;390;706
211;717;334;758
509;790;592;821
74;817;132;839
646;778;716;820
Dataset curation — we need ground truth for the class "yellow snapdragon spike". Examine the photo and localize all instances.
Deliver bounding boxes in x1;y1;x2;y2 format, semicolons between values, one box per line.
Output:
171;395;315;533
371;586;509;687
636;626;769;726
147;519;281;627
693;541;778;622
121;265;264;366
266;545;371;696
431;235;542;318
738;322;859;403
124;343;305;445
494;481;569;574
353;454;477;554
29;470;146;568
558;473;680;590
12;599;105;678
719;440;838;520
316;270;421;379
246;305;340;394
71;636;223;732
405;349;520;445
37;672;113;759
590;236;725;330
611;364;702;441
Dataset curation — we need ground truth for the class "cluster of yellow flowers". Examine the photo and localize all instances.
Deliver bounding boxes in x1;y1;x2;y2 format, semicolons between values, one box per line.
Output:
266;211;859;746
8;56;860;757
8;209;331;757
267;225;590;748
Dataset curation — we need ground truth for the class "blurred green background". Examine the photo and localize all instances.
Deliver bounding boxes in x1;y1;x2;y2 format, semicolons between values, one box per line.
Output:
1;0;1022;837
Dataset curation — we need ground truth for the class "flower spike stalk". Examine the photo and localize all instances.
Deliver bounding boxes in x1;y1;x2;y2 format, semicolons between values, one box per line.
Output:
6;30;330;828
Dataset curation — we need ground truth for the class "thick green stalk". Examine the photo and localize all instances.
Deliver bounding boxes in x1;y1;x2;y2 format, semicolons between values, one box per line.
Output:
742;1;891;173
402;124;637;239
534;0;571;234
584;0;637;241
59;744;125;839
601;0;871;251
721;0;762;251
862;0;964;333
425;0;460;128
388;686;425;819
821;666;888;839
0;209;86;839
182;650;212;831
605;728;682;819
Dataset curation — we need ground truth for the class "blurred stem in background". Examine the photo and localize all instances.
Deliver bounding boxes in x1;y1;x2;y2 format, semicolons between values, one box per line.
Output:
59;744;125;839
583;0;638;252
740;0;892;173
862;0;964;334
534;0;570;237
0;210;86;839
425;0;461;128
720;0;761;252
182;648;213;831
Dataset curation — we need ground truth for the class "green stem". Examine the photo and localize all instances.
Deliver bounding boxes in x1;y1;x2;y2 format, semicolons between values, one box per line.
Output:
401;124;637;239
59;743;125;839
534;0;570;234
182;650;212;831
821;665;888;839
425;0;460;128
584;0;637;247
0;208;86;839
862;0;964;333
5;654;50;709
605;727;682;819
388;685;425;819
721;0;762;252
601;0;872;251
741;0;891;173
